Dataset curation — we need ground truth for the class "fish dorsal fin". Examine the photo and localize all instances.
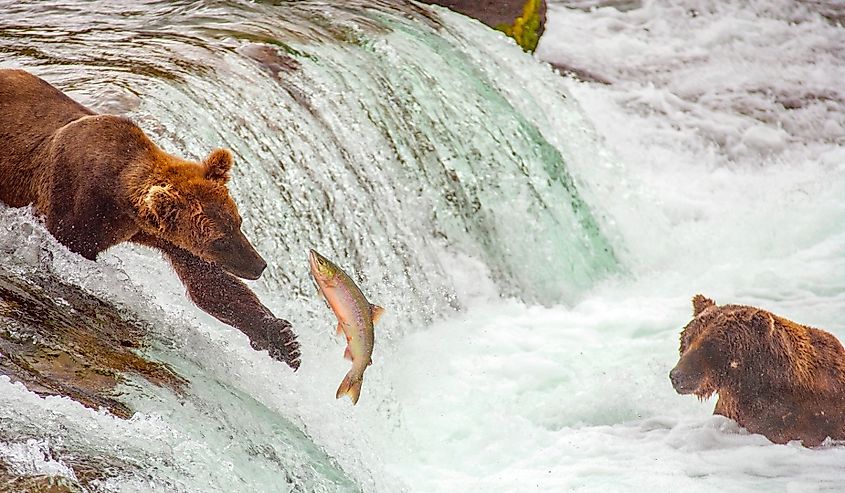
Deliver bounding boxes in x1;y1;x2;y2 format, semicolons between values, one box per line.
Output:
370;304;385;325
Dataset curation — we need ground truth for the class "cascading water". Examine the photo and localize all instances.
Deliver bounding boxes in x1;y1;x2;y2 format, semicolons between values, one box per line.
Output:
0;0;617;315
0;1;619;491
2;0;844;492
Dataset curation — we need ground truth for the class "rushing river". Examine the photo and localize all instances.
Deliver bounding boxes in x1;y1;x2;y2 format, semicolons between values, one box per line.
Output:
1;0;844;491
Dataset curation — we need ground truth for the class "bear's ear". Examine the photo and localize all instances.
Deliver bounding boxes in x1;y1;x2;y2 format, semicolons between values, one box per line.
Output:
203;148;233;183
749;310;776;336
692;294;715;316
139;184;181;231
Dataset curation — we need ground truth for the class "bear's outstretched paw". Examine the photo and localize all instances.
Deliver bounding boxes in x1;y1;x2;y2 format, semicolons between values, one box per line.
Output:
249;317;301;371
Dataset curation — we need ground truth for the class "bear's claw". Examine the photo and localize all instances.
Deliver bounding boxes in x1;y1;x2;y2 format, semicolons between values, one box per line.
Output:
249;317;301;371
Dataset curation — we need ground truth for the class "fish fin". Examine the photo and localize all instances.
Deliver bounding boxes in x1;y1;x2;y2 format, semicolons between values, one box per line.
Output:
370;304;385;325
343;346;353;361
336;370;363;405
311;278;326;299
336;323;344;336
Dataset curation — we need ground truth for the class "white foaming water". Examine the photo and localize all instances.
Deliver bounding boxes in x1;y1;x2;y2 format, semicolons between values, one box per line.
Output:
391;1;844;491
0;0;843;491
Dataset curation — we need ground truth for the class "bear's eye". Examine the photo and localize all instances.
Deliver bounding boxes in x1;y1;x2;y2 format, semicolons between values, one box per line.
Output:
210;237;232;254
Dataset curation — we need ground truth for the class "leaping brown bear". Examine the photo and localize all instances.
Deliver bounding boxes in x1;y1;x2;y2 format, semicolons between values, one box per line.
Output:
671;294;845;446
0;68;300;370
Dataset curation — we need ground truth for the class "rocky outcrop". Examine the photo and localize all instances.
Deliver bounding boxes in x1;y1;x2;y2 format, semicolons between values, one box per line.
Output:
0;263;185;485
421;0;547;52
0;264;185;419
1;461;82;493
0;450;128;492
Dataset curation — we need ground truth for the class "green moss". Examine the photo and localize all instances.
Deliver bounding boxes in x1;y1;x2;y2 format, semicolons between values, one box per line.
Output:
495;0;543;53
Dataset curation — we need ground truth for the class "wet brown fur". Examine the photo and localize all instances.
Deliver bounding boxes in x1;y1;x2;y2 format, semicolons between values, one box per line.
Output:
0;69;299;368
672;294;845;446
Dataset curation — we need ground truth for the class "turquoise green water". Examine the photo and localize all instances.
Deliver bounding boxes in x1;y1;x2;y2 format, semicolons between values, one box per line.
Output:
0;0;615;316
0;1;618;491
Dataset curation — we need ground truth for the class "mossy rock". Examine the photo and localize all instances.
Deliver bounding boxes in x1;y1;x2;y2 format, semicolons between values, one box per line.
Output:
420;0;547;52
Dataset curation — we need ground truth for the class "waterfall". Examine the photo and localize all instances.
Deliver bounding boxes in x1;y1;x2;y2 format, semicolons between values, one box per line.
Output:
0;1;622;491
1;0;618;314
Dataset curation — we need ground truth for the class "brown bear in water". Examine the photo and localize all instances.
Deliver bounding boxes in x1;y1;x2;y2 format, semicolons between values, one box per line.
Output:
0;68;300;369
670;295;845;446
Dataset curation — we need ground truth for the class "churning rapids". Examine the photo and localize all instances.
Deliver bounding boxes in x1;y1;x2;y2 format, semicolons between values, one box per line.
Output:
0;0;844;491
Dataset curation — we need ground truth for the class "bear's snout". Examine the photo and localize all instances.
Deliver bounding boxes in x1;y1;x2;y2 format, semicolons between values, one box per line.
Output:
670;365;697;394
669;367;682;389
236;253;267;281
209;231;267;280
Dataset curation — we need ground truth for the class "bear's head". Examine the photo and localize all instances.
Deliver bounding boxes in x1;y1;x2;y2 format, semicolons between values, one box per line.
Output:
137;148;267;280
670;295;727;397
670;295;810;398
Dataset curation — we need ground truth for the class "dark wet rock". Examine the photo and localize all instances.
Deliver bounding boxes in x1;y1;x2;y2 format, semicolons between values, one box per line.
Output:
556;0;642;12
420;0;547;52
237;42;301;79
0;460;82;493
0;264;186;419
0;447;130;492
548;61;613;84
83;83;142;115
0;469;81;493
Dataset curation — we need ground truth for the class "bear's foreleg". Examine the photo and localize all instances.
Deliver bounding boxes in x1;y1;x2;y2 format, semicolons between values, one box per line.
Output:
131;232;301;370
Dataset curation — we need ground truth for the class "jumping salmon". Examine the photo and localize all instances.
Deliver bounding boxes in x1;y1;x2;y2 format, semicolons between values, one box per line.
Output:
308;249;384;404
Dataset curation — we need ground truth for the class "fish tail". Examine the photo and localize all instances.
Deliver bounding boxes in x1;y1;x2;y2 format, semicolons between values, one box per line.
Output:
336;370;363;405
